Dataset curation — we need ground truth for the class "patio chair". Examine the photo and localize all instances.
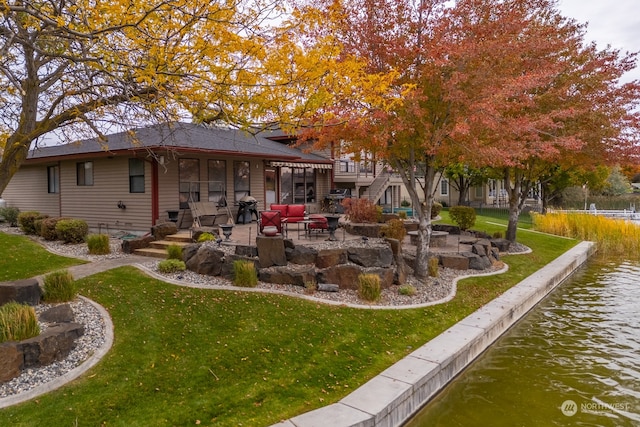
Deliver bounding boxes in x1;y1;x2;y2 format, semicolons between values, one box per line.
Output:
258;210;282;235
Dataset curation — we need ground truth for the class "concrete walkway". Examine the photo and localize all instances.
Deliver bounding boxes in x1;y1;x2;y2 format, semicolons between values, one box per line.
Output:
66;255;151;280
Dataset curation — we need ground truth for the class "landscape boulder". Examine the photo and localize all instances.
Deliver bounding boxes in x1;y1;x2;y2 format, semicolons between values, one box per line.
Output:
186;245;225;276
256;236;287;268
18;323;84;367
121;235;155;254
151;222;177;240
258;265;316;286
0;278;41;306
315;248;347;269
491;238;511;252
347;246;393;268
0;343;23;383
286;245;318;265
39;304;75;323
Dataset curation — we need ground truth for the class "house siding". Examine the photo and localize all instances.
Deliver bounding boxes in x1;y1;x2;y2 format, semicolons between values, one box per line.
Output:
58;157;153;232
2;164;61;216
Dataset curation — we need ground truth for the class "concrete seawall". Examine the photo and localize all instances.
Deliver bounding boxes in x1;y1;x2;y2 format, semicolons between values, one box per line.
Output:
274;241;597;427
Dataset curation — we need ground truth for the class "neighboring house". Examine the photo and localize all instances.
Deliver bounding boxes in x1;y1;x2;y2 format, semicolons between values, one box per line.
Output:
332;152;540;211
1;122;333;233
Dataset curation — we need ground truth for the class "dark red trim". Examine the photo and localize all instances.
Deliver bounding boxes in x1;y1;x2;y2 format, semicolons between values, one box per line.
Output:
151;160;159;226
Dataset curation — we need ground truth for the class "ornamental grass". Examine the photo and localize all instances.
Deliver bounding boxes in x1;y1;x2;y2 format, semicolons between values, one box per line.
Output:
87;233;111;255
43;269;77;303
233;260;258;287
358;273;381;302
0;302;40;343
532;212;640;256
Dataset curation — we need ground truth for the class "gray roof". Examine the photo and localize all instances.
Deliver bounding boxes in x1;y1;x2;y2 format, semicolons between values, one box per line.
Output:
27;122;328;163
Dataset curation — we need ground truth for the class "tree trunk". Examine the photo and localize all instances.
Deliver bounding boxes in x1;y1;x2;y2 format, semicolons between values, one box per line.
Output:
393;154;437;279
505;201;520;242
503;167;533;243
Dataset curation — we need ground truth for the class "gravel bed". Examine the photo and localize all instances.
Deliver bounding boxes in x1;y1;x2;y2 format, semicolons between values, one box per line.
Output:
0;225;527;400
0;298;106;399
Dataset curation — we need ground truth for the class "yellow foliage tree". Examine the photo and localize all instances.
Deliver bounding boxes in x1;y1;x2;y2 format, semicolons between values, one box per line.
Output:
0;0;357;194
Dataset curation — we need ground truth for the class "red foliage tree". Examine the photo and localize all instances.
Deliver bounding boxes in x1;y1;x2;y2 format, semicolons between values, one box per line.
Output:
295;0;640;276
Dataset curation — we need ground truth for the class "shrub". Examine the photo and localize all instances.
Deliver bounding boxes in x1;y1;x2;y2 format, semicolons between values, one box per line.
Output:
449;205;476;230
358;273;381;302
0;302;40;343
18;211;43;234
158;259;186;273
233;260;258;287
197;232;216;242
342;198;379;223
398;284;416;296
33;216;50;236
428;257;439;277
43;269;77;302
87;233;111;255
380;219;407;241
431;202;443;219
0;206;20;227
401;199;411;207
398;210;407;220
166;244;184;260
41;217;67;241
55;219;89;243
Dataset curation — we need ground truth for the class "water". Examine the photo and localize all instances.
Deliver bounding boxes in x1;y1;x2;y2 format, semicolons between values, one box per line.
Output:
406;258;640;426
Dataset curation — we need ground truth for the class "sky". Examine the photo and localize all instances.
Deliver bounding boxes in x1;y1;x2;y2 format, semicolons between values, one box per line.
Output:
557;0;640;82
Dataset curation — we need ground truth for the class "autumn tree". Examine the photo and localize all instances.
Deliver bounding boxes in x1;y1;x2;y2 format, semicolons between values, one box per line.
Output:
444;164;491;206
293;0;455;278
0;0;341;195
424;0;640;242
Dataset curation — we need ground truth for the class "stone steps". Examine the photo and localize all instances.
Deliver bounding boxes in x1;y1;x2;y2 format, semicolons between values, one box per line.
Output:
134;231;193;259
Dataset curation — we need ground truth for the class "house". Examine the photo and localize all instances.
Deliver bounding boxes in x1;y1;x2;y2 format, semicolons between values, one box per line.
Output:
1;122;333;233
331;152;540;212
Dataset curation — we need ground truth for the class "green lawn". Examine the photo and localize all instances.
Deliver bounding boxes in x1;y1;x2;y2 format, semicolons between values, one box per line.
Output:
0;232;85;281
0;218;578;426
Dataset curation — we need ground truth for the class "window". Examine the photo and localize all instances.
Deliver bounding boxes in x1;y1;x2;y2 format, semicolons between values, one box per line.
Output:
129;158;145;193
475;185;483;199
293;168;306;204
280;166;316;204
234;160;250;202
208;160;226;204
280;167;292;204
265;168;277;205
47;165;59;193
440;179;449;196
179;159;199;209
76;161;93;186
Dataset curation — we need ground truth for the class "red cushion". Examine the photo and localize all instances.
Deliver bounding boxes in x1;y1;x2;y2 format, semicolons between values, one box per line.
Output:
270;204;288;218
287;204;306;222
308;214;328;229
260;210;282;233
